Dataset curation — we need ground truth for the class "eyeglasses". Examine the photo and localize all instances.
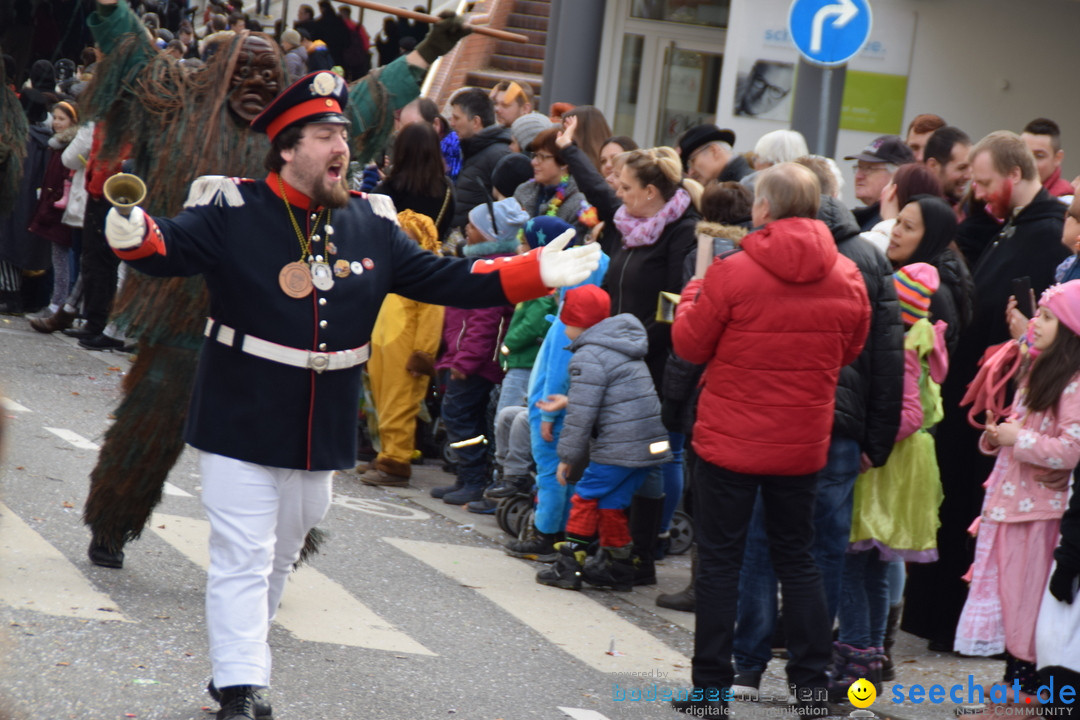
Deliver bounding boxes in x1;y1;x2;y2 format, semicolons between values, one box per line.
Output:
533;152;555;162
853;163;888;175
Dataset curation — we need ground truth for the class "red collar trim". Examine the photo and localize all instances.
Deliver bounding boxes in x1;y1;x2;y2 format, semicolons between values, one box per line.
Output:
266;172;321;210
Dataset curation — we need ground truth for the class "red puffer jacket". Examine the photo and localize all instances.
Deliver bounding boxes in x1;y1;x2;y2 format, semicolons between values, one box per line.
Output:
673;216;870;476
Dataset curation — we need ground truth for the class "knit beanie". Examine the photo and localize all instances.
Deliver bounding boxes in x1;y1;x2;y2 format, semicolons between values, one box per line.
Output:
1040;280;1080;336
491;153;534;199
511;112;553;152
561;284;610;330
894;262;939;326
281;29;301;47
468;197;529;244
522;215;577;250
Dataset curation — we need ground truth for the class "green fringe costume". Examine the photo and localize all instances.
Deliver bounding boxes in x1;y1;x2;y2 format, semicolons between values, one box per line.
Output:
80;1;424;559
0;51;29;218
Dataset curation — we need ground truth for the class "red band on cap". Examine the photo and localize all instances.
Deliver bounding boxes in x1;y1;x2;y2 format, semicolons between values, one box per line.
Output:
267;97;343;141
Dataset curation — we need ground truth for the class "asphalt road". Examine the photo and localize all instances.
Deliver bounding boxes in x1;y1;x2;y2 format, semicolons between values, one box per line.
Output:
0;317;1006;720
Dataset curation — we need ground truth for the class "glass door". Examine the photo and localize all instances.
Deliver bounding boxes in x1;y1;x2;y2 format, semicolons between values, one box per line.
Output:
654;45;723;147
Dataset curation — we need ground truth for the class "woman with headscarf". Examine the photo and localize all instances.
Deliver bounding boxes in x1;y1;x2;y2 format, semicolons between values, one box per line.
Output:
885;194;974;356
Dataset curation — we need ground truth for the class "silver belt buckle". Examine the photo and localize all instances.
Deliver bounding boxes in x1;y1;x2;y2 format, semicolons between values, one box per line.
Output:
308;352;330;373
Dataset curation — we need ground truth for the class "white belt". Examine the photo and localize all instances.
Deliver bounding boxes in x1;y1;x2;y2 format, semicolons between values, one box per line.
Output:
204;318;369;373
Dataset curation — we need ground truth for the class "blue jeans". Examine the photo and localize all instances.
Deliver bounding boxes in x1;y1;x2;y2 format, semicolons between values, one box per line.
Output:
496;367;530;417
661;432;686;533
838;549;890;648
440;374;495;489
732;436;861;673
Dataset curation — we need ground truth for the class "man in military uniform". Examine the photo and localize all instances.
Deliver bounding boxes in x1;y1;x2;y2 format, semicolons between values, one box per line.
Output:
102;72;600;720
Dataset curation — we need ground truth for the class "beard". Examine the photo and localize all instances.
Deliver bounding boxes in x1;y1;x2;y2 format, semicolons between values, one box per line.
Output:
986;178;1014;221
312;175;350;209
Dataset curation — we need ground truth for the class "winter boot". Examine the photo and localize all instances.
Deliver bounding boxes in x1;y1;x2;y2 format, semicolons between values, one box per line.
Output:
214;685;262;720
827;641;882;701
536;541;587;590
629;494;665;586
505;525;562;562
430;477;464;499
360;456;411;487
656;544;696;612
442;477;489;505
582;546;635;591
486;474;533;499
881;601;902;681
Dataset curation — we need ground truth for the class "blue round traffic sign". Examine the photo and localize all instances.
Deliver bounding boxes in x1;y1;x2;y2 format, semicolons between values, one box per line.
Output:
788;0;873;66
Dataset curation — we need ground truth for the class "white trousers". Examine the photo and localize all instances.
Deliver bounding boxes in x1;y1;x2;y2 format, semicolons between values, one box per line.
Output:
200;452;334;688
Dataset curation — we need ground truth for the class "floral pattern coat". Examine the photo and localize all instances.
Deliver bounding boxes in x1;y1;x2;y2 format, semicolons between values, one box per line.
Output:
977;373;1080;523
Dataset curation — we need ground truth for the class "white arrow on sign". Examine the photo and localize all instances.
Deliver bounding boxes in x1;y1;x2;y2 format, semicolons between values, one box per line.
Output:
810;0;859;54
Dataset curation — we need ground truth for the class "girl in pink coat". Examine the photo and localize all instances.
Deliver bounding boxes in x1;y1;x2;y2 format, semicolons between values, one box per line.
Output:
955;280;1080;699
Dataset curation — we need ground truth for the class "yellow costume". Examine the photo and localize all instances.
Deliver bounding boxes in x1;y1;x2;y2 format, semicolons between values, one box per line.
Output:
363;210;444;482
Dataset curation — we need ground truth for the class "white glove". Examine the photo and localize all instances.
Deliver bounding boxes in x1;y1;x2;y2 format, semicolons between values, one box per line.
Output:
104;206;147;250
538;229;601;288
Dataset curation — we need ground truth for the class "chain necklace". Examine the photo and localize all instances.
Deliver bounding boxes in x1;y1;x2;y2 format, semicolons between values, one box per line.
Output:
277;175;333;298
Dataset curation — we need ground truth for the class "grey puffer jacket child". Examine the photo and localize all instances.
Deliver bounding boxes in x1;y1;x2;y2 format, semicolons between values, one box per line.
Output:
558;313;672;468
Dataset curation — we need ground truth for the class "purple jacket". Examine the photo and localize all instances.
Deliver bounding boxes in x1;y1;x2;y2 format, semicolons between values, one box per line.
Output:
436;251;515;384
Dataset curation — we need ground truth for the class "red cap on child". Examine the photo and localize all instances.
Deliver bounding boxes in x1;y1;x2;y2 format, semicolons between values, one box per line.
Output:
561;284;611;329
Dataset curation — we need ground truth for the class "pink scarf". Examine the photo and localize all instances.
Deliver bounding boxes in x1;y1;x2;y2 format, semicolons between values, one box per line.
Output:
614;188;691;248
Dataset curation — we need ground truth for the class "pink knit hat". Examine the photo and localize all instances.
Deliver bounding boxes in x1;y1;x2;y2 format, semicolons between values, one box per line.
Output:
1040;280;1080;336
894;262;940;326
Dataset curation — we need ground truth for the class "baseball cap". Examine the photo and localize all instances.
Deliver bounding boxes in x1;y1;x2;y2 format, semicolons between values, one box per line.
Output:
844;135;916;165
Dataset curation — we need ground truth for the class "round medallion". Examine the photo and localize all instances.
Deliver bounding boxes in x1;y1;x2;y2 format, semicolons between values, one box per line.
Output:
333;259;351;278
311;261;335;291
362;258;375;270
311;72;337;96
279;262;313;298
351;261;364;275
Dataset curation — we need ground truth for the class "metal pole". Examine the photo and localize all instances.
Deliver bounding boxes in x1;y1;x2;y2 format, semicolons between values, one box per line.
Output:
817;66;832;158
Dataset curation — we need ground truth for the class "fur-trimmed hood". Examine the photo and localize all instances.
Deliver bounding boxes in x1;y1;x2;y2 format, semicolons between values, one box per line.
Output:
695;221;748;245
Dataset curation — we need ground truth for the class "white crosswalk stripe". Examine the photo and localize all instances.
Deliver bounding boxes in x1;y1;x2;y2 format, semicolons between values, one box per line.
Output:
0;501;131;622
150;514;436;656
558;708;616;720
44;426;100;450
1;397;31;412
385;537;692;681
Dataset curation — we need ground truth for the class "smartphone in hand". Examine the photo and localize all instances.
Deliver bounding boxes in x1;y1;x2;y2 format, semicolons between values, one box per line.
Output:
1012;276;1034;318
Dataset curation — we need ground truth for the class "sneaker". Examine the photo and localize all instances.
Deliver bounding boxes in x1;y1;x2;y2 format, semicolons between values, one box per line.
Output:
214;685;261;720
505;530;560;562
467;498;497;514
582;549;635;591
485;474;533;499
730;669;762;700
79;334;125;351
208;682;272;720
536;542;585;590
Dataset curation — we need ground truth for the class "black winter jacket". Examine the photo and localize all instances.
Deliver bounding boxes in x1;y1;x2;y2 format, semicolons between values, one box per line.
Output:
562;143;623;256
451;124;512;230
820;196;904;468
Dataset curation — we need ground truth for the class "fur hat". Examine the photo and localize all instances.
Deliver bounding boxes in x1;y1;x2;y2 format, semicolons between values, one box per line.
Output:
561;284;610;330
894;262;939;326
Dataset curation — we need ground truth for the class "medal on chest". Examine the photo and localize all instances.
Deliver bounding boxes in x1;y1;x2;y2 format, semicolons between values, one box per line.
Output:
278;175;339;299
279;261;313;298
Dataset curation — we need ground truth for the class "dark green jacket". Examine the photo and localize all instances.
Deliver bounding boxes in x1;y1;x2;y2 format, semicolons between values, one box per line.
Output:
500;294;556;371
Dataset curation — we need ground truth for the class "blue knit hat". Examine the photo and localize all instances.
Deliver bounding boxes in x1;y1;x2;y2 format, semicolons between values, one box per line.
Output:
521;215;578;250
468;198;530;244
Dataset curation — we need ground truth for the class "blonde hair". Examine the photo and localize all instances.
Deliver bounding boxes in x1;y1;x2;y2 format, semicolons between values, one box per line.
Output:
755;163;820;220
621;146;703;211
972;130;1038;182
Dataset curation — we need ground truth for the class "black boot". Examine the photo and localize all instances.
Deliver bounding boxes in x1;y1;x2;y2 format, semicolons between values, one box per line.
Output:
881;601;902;681
208;682;273;720
88;537;124;569
430;477;464;499
536;542;586;590
505;527;561;562
0;290;24;316
215;685;261;720
656;544;696;612
582;547;635;591
629;494;664;586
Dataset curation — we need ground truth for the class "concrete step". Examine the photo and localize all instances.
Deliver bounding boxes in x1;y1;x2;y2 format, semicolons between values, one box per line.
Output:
489;53;544;75
514;0;551;18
